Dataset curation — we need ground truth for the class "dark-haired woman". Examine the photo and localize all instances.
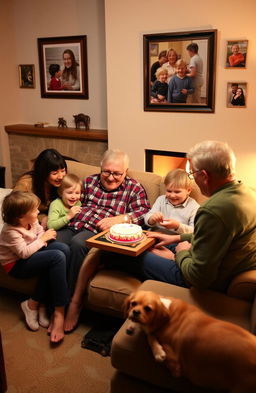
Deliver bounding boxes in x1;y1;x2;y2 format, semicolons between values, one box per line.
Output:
231;87;245;106
14;149;67;227
61;49;80;91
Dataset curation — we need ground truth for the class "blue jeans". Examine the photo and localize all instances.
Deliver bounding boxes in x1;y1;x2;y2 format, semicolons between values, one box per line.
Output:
139;249;189;288
10;241;70;307
56;227;94;294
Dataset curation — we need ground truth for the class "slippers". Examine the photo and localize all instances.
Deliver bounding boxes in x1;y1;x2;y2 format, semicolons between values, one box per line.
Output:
21;300;39;331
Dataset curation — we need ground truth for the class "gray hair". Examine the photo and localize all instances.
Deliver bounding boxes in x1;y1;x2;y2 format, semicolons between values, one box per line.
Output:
187;140;236;179
101;149;129;169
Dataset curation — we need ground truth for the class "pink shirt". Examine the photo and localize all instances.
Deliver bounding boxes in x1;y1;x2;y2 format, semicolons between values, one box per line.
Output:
0;221;45;273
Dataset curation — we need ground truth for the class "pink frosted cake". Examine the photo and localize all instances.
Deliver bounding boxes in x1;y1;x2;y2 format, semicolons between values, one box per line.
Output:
109;223;143;243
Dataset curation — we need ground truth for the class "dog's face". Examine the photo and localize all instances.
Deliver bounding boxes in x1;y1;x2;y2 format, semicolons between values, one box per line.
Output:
124;290;170;332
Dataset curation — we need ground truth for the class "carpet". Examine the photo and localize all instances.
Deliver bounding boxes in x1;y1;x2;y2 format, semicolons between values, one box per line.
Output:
0;288;115;393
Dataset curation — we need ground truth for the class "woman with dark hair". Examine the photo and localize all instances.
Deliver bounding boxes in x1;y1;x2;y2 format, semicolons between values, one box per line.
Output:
14;149;67;227
231;87;245;106
61;49;80;91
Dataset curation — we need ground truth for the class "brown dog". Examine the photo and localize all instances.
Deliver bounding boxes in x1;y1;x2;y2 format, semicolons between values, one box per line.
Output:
124;290;256;393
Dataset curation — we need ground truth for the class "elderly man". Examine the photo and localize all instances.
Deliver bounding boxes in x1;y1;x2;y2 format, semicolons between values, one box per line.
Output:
142;140;256;291
60;149;150;331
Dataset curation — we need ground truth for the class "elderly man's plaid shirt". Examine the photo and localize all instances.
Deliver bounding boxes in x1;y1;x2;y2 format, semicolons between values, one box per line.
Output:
68;174;150;233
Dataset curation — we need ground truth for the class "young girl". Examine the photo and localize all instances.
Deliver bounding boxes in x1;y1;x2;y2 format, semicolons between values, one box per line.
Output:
47;174;82;230
144;168;199;234
0;191;70;343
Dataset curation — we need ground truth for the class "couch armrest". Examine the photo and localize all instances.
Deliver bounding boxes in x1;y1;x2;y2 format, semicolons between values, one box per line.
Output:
227;270;256;302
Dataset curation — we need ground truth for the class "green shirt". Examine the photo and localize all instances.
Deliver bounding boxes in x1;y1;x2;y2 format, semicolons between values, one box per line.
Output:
176;181;256;291
47;198;81;230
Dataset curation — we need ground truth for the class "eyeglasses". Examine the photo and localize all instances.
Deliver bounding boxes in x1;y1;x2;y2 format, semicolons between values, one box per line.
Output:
187;170;201;180
101;170;124;180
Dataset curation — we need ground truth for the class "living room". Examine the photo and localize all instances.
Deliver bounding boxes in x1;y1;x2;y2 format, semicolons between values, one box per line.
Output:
0;1;256;393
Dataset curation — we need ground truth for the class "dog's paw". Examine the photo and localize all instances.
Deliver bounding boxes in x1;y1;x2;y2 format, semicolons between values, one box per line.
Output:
126;322;136;335
154;350;166;362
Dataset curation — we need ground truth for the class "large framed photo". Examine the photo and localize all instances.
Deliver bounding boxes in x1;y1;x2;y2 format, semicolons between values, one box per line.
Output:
19;64;35;88
225;40;248;68
38;35;88;99
144;29;217;113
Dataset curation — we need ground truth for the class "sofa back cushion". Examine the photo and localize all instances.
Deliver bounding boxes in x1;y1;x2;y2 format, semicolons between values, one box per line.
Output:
66;160;162;207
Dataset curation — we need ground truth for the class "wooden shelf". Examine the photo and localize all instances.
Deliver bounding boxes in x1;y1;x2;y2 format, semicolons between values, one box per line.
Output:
5;124;108;142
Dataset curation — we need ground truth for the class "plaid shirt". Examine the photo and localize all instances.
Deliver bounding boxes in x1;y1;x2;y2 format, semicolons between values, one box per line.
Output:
68;174;150;233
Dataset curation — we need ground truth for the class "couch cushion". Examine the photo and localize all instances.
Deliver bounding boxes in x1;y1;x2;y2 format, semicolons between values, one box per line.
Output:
111;280;252;392
127;170;162;207
0;188;12;231
86;269;141;318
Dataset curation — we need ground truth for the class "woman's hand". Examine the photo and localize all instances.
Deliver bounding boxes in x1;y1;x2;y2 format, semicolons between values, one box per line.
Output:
146;231;180;248
40;229;56;243
150;246;175;260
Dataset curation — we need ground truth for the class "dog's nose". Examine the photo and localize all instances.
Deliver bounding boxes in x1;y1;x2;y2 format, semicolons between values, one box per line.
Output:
132;309;140;317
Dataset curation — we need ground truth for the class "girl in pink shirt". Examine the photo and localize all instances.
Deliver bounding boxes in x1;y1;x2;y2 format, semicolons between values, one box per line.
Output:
0;191;70;343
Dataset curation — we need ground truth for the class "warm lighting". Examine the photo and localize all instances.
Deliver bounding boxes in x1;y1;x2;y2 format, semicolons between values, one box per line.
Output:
145;149;187;177
185;160;190;173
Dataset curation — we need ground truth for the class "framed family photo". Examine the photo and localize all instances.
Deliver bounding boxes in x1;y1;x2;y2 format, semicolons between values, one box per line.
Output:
37;35;88;99
225;40;248;68
144;29;217;113
19;64;35;88
226;82;247;108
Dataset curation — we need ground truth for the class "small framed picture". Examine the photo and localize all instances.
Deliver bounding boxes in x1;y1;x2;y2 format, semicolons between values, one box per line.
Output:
150;43;159;57
19;64;35;88
227;82;247;108
225;40;248;68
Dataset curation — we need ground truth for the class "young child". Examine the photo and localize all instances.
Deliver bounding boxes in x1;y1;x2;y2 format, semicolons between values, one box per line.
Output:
167;59;194;103
151;67;169;103
48;63;64;90
0;191;70;343
47;173;82;230
144;168;199;235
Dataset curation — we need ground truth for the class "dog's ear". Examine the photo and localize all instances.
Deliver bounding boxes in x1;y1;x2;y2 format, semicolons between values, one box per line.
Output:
123;293;133;317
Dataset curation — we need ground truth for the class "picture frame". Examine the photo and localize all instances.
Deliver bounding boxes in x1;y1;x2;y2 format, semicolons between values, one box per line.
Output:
226;82;247;108
144;29;217;113
37;35;88;99
19;64;35;88
225;40;248;68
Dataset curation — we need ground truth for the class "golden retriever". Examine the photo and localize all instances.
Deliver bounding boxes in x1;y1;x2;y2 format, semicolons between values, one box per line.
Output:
124;290;256;393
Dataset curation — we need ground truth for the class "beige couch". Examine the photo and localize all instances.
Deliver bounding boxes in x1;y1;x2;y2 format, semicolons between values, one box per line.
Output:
1;160;256;392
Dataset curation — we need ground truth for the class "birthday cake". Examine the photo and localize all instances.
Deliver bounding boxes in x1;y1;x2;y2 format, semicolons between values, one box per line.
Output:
109;223;143;243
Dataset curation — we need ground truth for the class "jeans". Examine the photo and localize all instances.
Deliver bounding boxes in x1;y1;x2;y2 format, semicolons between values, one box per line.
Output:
10;241;70;307
139;250;189;288
56;227;95;294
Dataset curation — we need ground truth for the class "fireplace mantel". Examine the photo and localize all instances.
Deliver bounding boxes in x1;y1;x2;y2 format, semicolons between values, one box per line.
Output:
5;124;108;185
5;124;108;142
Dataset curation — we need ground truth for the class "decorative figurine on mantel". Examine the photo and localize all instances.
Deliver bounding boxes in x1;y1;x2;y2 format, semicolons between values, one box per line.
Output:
73;113;90;130
58;117;67;128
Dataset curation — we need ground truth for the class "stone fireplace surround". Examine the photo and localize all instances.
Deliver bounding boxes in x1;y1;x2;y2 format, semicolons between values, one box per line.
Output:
5;124;108;186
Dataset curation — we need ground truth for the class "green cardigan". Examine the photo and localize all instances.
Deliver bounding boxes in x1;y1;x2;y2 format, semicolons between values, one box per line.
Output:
176;181;256;291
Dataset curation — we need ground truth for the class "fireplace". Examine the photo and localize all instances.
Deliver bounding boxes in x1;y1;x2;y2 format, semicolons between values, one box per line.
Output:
145;149;188;177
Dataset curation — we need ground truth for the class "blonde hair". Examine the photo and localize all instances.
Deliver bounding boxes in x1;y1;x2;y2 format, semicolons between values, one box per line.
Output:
175;59;187;68
155;67;168;80
164;169;193;189
101;149;129;170
187;140;236;179
58;173;81;197
2;191;40;226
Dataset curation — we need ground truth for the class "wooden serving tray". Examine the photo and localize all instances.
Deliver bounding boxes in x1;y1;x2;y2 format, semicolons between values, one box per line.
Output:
86;229;155;256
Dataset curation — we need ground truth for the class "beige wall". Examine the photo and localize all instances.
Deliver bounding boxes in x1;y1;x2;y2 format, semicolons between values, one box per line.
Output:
105;0;256;188
0;0;107;187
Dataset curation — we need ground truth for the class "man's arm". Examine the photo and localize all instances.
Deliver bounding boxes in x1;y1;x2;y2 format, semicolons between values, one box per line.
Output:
175;208;233;289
